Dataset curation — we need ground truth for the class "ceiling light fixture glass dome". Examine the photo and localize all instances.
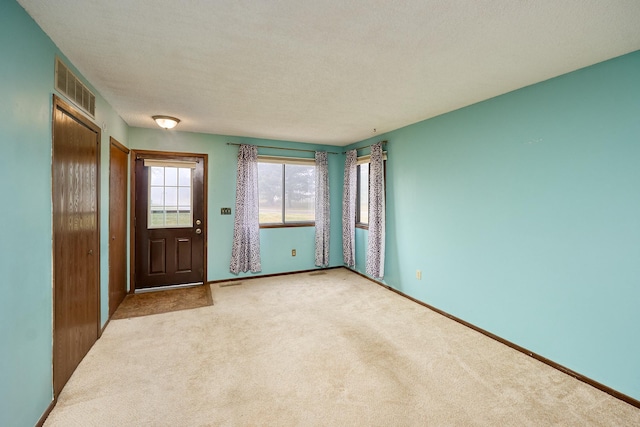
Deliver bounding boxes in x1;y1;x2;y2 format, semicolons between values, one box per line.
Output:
152;115;180;129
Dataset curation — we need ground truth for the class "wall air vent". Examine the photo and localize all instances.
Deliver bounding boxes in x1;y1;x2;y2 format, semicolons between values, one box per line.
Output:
55;58;96;118
219;282;243;287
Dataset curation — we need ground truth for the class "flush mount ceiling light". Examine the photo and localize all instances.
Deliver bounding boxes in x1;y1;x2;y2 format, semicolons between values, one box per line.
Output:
152;115;180;129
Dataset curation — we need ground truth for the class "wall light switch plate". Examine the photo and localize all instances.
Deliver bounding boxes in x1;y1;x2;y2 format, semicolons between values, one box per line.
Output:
221;207;232;215
292;249;296;256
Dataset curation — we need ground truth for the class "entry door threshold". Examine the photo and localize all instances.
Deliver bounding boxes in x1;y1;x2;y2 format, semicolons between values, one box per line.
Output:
135;282;204;294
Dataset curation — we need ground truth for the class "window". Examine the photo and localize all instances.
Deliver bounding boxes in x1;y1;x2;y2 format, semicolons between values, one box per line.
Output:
148;165;193;228
355;152;386;227
356;163;369;225
258;156;315;226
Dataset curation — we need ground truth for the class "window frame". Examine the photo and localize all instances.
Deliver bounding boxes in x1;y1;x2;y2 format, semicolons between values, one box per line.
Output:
144;159;197;229
355;153;387;230
356;162;369;229
258;155;316;228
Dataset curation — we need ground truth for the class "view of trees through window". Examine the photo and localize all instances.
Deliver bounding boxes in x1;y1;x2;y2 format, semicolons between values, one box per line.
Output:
258;162;315;224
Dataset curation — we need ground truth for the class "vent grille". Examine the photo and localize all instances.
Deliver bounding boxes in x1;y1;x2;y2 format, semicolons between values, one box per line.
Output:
219;282;243;287
309;271;327;276
55;58;96;118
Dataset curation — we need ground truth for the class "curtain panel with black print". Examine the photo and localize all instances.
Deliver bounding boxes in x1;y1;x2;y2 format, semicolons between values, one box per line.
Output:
342;149;357;267
314;151;330;267
230;144;262;274
365;142;385;278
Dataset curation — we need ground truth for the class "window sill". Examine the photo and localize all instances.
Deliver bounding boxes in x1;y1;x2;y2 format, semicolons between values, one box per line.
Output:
356;223;369;230
260;223;315;229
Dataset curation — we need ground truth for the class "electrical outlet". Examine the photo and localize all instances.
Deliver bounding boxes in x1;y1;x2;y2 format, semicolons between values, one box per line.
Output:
292;249;296;256
416;270;422;280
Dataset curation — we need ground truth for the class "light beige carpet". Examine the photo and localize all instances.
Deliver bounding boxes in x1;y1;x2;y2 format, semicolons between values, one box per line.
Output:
45;268;640;426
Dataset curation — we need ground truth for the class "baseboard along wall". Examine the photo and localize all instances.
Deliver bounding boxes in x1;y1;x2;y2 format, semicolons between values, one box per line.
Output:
347;268;640;410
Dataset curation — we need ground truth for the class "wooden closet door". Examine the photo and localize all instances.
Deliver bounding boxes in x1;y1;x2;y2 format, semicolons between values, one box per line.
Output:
109;138;129;315
52;95;101;397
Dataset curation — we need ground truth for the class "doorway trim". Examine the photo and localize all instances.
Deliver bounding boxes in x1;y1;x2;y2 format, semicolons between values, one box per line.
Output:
109;137;129;316
130;149;208;292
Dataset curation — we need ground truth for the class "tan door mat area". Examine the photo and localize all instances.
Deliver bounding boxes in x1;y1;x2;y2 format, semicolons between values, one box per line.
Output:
112;285;213;319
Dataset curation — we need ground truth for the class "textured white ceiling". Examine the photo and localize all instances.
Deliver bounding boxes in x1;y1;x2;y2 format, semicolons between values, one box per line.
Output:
17;0;640;145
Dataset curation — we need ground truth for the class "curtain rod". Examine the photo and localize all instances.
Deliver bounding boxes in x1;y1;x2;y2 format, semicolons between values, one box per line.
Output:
226;142;339;155
342;140;388;154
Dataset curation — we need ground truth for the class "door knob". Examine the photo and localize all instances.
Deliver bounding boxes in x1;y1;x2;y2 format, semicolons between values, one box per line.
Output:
196;219;202;225
195;228;202;234
88;249;93;255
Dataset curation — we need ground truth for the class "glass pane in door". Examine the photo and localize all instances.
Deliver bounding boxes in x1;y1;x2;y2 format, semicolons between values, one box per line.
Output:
148;166;193;228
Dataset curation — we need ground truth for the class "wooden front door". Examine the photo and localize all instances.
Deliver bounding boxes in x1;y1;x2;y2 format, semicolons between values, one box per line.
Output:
109;138;129;315
133;151;207;290
52;95;100;397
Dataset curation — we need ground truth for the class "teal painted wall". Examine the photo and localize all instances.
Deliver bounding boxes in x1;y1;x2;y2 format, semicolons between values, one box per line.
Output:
0;3;55;426
0;1;128;425
3;0;639;423
128;128;344;280
350;51;640;400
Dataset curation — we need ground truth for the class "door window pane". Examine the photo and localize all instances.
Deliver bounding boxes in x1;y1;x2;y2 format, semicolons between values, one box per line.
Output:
148;166;193;228
150;167;164;186
164;187;177;206
178;168;191;186
150;187;164;207
149;209;165;227
164;167;178;186
178;187;191;207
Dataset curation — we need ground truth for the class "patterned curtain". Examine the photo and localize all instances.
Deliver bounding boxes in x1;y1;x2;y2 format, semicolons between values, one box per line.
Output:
314;151;330;267
366;142;385;278
230;144;261;274
342;149;357;267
